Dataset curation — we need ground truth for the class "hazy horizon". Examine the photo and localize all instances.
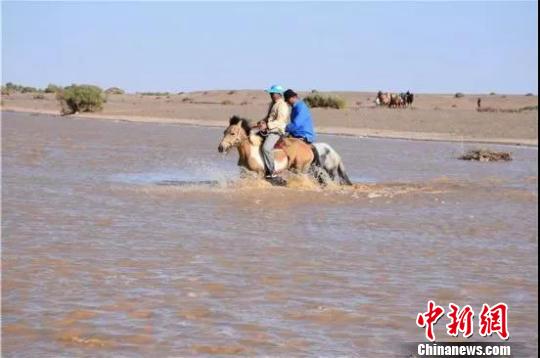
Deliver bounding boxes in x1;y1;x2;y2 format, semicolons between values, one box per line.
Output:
2;2;538;94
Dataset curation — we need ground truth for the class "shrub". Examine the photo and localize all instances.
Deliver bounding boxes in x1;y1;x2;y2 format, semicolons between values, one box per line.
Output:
57;84;105;115
227;90;236;95
221;99;234;105
459;149;512;162
525;93;534;96
44;84;62;93
33;93;45;100
489;92;496;96
304;94;346;109
240;101;249;106
4;82;42;93
454;92;465;98
22;86;38;93
1;86;10;96
182;97;193;103
5;82;23;92
105;87;125;95
520;105;538;111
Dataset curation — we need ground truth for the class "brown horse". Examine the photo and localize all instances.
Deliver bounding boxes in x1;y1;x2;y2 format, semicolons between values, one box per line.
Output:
218;116;315;176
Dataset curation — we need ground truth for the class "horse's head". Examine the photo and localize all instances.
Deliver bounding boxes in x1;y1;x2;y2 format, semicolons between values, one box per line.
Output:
218;116;251;153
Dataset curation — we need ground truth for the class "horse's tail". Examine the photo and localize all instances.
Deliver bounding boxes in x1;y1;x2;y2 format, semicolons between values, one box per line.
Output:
310;144;320;167
337;161;353;185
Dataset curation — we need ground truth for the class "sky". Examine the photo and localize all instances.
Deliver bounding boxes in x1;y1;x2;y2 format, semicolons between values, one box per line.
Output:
1;1;538;94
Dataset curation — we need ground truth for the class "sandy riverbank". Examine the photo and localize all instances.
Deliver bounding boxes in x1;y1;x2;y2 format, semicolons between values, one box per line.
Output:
1;91;538;146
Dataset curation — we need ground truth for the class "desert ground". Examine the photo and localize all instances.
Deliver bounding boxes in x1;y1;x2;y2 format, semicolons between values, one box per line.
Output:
1;90;537;146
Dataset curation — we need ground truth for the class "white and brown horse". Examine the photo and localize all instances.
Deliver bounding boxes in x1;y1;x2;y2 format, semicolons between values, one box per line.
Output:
218;116;352;185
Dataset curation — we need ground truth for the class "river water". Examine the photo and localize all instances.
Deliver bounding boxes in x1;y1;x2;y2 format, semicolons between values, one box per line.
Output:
2;112;538;356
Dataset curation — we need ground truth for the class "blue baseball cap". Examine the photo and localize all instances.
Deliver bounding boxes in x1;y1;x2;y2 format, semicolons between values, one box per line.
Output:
265;85;284;94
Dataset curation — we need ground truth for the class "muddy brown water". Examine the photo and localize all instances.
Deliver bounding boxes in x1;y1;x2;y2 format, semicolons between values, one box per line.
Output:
2;112;538;357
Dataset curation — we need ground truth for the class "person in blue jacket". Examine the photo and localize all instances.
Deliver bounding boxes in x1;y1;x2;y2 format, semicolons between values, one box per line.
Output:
283;89;316;143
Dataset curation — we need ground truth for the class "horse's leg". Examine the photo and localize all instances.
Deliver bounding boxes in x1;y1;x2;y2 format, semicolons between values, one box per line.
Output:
310;164;330;186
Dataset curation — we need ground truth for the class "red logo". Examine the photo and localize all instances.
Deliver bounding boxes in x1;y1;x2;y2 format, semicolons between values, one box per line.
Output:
446;303;474;338
416;301;509;341
479;303;509;340
416;300;445;342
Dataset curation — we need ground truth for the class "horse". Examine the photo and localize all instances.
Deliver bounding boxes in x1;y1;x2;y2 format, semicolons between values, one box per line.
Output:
218;116;352;185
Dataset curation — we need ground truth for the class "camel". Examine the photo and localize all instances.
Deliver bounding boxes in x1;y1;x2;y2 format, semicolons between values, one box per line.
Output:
376;91;391;106
389;93;405;108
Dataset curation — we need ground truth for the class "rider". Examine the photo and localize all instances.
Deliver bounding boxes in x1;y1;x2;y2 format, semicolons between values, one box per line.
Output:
258;85;290;179
283;89;316;143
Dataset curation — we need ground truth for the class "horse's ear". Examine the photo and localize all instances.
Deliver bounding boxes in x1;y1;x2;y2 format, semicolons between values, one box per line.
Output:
229;116;242;126
229;115;251;135
240;119;251;135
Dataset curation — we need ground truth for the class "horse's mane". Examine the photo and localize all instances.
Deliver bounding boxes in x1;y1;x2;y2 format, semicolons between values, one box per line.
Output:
229;115;251;135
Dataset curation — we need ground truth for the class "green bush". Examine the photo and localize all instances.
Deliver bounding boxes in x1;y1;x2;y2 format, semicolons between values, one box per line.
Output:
105;87;125;95
21;86;39;93
4;82;41;93
57;84;105;115
44;84;62;93
454;92;465;98
304;94;346;109
5;82;22;92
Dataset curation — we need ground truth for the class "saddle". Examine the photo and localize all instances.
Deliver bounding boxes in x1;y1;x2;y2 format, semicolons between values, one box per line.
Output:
257;130;287;150
274;137;286;150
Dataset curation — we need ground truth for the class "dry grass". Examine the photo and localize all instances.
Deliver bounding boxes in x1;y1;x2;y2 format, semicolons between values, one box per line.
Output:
477;105;538;113
459;149;512;162
304;94;346;109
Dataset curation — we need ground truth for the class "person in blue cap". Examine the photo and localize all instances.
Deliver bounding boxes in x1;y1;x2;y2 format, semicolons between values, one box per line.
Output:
257;85;290;179
283;89;316;143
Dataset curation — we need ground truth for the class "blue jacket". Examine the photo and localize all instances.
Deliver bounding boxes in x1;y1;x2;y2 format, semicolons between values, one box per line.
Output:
286;100;316;143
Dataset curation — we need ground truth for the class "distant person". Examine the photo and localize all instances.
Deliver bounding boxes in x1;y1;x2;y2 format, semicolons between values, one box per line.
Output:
257;85;290;179
406;91;414;107
283;89;316;144
477;98;482;109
